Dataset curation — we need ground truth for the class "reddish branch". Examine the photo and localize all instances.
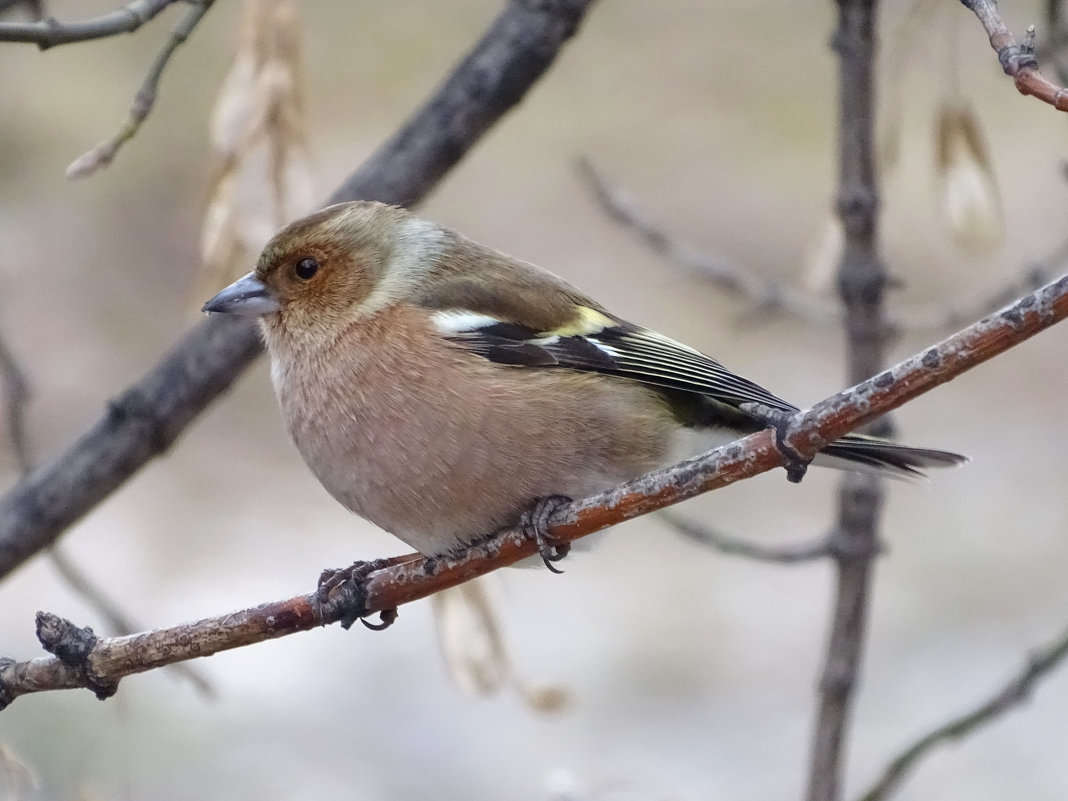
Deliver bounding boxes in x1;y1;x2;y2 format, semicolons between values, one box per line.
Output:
2;271;1066;707
962;0;1068;111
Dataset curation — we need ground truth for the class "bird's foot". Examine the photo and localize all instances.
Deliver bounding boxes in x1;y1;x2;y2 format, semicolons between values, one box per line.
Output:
316;556;412;631
740;402;811;484
519;495;572;573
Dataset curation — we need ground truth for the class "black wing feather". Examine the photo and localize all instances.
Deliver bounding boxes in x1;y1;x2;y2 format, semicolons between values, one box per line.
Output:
446;317;792;411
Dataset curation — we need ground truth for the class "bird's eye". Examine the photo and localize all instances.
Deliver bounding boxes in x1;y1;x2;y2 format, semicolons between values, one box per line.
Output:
294;257;319;280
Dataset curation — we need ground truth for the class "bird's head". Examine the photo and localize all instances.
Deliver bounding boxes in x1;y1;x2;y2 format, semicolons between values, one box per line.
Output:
202;201;443;345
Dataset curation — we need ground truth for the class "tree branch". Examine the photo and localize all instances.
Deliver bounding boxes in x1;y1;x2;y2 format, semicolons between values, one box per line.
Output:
2;270;1066;707
808;3;886;800
961;0;1068;111
0;0;178;49
0;0;598;581
66;0;215;179
856;623;1068;801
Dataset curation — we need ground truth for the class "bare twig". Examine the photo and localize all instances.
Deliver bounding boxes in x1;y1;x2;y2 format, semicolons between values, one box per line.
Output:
2;270;1067;706
0;0;599;581
961;0;1068;111
857;624;1068;801
0;0;177;48
662;513;835;564
66;0;215;179
808;3;886;800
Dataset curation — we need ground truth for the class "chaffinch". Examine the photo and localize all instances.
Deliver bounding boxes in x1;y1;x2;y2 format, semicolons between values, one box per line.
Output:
203;201;966;560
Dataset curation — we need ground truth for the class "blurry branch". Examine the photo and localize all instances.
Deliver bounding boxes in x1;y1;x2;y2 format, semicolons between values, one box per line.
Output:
808;3;887;800
66;0;215;179
577;157;838;324
0;316;215;697
0;325;30;476
1044;0;1068;85
0;0;41;21
662;513;835;564
961;0;1068;111
2;271;1067;706
0;0;598;581
0;0;178;47
580;157;1066;334
856;623;1068;801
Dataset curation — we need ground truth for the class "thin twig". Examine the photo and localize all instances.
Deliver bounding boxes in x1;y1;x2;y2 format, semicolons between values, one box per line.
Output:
0;0;177;48
961;0;1068;111
662;513;835;564
1;270;1066;706
856;624;1068;801
66;0;215;179
808;3;886;800
0;0;599;581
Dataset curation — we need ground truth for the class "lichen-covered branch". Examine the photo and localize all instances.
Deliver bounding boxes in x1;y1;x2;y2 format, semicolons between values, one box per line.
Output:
2;270;1066;707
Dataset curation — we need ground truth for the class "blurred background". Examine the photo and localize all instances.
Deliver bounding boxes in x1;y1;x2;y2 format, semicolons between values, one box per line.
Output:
1;1;1067;799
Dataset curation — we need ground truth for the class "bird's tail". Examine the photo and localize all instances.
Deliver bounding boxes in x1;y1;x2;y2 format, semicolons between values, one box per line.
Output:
815;434;968;480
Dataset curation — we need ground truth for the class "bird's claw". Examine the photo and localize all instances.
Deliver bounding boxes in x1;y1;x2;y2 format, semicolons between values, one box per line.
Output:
741;402;811;483
519;495;572;573
315;558;401;631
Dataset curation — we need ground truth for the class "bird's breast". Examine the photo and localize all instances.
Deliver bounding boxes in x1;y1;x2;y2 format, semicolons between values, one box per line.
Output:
265;304;677;556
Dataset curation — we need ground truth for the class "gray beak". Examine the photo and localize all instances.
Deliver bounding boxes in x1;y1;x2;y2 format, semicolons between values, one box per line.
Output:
202;272;281;316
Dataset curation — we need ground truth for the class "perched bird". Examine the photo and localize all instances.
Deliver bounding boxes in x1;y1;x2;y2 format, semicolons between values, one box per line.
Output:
203;201;966;562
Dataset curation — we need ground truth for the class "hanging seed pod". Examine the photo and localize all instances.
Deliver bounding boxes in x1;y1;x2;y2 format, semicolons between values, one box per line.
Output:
935;99;1004;253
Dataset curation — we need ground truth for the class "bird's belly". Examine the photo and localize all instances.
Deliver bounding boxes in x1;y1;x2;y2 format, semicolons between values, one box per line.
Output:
277;355;675;556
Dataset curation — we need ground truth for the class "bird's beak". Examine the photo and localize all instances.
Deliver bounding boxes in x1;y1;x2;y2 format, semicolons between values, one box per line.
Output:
202;272;281;316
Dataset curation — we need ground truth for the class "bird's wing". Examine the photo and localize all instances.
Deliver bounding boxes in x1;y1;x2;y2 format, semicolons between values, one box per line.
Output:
431;304;796;412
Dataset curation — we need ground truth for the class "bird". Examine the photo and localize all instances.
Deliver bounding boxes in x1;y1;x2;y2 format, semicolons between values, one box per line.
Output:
203;201;966;565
